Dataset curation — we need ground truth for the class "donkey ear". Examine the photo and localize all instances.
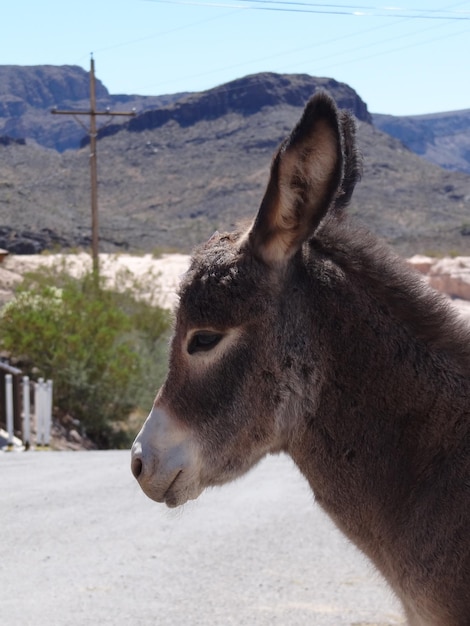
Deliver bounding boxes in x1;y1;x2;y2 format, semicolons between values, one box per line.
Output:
246;93;344;266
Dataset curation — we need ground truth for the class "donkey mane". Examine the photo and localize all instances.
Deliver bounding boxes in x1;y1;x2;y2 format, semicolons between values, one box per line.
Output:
312;217;470;370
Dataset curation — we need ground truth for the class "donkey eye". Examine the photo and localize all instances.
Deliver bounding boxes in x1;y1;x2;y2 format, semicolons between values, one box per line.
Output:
188;331;223;355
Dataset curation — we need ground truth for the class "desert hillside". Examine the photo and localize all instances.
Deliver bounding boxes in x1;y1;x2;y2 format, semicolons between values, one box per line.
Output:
1;68;469;257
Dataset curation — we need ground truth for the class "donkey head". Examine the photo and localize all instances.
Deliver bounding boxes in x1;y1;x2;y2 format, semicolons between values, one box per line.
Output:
131;93;360;507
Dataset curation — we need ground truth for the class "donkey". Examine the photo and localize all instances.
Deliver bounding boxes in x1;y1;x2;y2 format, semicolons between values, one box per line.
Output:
131;93;470;625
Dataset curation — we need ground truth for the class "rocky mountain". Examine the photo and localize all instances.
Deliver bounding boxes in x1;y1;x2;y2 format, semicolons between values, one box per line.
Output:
0;65;187;152
0;68;469;257
91;72;371;144
3;64;469;174
373;109;470;174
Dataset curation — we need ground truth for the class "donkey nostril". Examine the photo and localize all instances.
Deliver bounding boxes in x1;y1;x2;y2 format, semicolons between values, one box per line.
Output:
131;456;143;480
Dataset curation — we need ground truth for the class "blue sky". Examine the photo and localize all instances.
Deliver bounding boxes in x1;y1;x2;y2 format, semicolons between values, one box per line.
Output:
2;0;469;115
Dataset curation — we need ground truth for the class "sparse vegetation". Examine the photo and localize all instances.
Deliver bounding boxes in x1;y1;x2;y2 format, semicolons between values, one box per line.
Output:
0;262;171;448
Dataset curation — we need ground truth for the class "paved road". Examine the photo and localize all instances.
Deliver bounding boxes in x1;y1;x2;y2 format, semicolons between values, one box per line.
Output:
1;451;403;626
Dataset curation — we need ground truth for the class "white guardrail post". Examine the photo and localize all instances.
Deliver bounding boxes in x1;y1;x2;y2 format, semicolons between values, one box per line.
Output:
34;378;52;449
45;380;53;447
2;373;53;451
5;373;14;451
22;376;31;450
34;378;43;447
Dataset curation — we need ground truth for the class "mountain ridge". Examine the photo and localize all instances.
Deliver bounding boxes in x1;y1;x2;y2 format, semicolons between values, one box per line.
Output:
91;72;372;145
373;109;470;174
0;64;188;152
2;64;469;175
0;66;469;257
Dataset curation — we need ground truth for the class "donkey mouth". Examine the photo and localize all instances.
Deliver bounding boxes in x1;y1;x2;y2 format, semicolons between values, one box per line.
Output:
161;470;184;508
135;469;184;507
133;454;203;508
162;469;206;508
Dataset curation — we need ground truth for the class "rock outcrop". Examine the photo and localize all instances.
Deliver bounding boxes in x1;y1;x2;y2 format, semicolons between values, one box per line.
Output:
0;65;108;109
0;136;25;146
408;255;470;301
94;73;372;144
0;65;186;151
373;110;470;174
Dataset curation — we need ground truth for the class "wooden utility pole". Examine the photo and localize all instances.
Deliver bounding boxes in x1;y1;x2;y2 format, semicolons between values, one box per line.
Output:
52;55;135;275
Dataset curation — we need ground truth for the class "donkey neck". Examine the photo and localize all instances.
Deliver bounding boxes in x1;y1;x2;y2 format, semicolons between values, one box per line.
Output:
283;232;470;603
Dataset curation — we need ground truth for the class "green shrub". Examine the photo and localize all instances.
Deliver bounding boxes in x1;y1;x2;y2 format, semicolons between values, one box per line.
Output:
0;263;171;448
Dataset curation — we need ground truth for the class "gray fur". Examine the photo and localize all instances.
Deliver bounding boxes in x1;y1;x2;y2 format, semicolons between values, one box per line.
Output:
132;92;470;625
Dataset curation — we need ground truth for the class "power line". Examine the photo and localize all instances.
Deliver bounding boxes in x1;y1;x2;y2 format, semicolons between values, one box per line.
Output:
70;0;468;111
278;6;468;72
145;0;470;19
130;0;467;94
93;6;242;54
121;9;405;92
211;0;470;16
69;0;467;99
